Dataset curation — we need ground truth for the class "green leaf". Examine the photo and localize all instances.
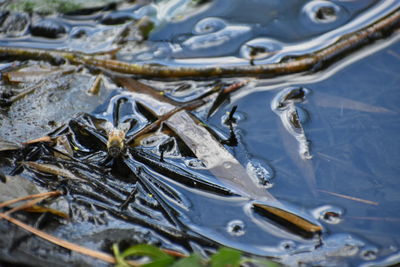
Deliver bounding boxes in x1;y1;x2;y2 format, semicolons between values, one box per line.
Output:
112;244;130;267
142;257;175;267
120;244;171;260
210;248;242;267
241;258;281;267
172;254;203;267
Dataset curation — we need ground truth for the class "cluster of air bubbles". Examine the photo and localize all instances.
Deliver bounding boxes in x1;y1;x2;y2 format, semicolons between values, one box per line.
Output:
226;220;246;236
240;38;283;62
312;205;344;224
246;159;274;188
193;17;227;35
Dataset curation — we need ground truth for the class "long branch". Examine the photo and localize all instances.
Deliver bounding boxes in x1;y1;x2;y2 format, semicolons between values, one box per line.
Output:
0;8;399;78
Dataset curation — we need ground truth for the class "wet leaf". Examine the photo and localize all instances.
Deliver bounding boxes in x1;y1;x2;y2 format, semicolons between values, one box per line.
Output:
210;247;241;267
117;77;276;200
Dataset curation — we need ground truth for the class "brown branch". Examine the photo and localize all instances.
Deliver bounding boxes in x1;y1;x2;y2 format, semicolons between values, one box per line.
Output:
0;8;398;78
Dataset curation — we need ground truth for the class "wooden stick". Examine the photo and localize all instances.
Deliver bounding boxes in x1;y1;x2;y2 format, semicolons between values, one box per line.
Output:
0;8;398;78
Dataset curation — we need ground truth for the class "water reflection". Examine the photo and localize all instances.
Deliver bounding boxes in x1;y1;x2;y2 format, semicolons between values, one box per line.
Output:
0;0;399;266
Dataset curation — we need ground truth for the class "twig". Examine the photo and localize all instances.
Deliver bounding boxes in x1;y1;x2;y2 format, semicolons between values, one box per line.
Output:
0;8;398;78
317;189;379;206
0;212;123;265
0;191;62;209
2;196;49;217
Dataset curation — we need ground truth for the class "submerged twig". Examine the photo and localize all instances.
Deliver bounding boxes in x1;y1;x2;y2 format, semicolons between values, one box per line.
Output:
0;8;398;78
317;189;379;206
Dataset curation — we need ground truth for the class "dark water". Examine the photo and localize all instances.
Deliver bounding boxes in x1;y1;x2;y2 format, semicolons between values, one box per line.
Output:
0;0;400;266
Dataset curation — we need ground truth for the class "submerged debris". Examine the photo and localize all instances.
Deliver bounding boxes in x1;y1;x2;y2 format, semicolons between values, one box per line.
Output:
272;87;312;159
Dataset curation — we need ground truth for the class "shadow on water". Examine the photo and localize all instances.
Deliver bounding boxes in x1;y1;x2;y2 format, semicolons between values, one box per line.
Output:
0;0;399;266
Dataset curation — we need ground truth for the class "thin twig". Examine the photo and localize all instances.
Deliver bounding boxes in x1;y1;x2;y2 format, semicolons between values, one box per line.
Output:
2;196;48;217
317;189;379;206
0;8;398;78
0;212;124;265
0;191;62;209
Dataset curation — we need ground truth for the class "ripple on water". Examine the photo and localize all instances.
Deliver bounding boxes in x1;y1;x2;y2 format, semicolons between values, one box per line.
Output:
300;0;350;31
312;205;344;224
193;17;227;35
226;219;246;236
239;37;283;63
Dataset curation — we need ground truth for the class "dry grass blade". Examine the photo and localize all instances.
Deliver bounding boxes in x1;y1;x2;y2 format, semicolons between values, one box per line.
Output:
0;191;67;220
0;191;62;209
317;189;379;206
0;192;183;263
1;196;48;218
